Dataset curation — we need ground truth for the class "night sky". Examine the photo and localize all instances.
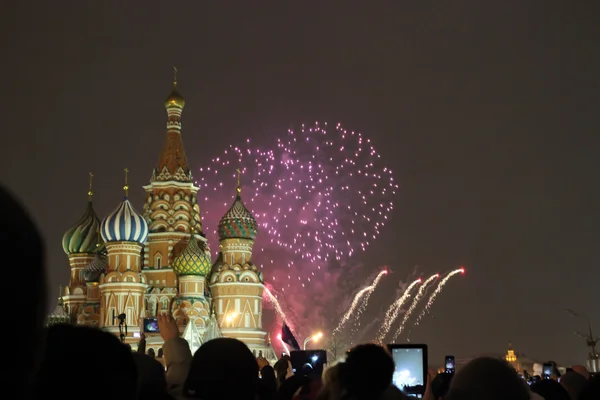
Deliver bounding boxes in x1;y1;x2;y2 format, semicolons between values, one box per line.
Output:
2;1;599;366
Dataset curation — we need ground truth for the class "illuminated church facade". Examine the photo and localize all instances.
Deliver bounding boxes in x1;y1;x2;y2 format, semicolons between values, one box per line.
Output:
57;75;272;356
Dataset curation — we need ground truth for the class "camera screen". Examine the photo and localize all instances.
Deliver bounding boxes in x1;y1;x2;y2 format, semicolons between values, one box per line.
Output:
391;347;426;398
143;318;159;333
542;364;552;377
445;356;455;370
290;350;327;376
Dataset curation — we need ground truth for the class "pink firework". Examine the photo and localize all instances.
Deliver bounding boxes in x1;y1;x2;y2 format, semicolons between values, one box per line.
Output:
197;122;397;293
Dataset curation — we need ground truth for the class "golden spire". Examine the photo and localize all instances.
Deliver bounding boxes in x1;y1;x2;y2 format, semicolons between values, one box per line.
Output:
173;66;178;87
88;172;94;201
123;168;129;197
236;168;242;195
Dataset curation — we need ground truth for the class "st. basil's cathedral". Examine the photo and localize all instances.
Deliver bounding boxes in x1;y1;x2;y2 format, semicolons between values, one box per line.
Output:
53;74;275;358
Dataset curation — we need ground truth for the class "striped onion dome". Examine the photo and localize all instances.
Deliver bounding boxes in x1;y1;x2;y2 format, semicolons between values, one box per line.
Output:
62;201;104;255
172;235;212;276
218;193;258;241
82;251;108;282
100;198;149;244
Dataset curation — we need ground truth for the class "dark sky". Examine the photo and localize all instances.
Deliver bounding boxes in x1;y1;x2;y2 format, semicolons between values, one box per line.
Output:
2;1;599;365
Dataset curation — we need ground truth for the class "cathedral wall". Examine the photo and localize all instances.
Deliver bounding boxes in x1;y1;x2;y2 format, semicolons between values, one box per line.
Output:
219;238;253;265
68;253;94;285
98;282;147;328
144;269;177;289
211;282;265;341
178;275;205;297
105;242;143;273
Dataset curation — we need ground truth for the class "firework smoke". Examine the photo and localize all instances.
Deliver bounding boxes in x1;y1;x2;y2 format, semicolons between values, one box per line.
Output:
376;278;422;342
406;267;465;338
333;269;387;335
391;273;439;341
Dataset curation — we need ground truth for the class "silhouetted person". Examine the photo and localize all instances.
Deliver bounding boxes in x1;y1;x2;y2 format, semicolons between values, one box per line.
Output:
341;343;396;400
530;379;570;400
257;357;277;400
33;324;137;400
1;185;47;399
183;338;259;400
431;372;453;400
132;352;172;400
560;370;587;400
445;357;530;400
579;374;600;400
277;362;312;400
274;355;293;389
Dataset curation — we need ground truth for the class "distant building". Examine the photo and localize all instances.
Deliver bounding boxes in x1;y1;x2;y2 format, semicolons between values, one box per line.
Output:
55;73;274;357
453;343;543;375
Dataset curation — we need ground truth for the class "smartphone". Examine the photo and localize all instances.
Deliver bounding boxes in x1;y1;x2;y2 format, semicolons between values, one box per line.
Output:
445;355;455;374
290;350;328;376
542;363;553;379
387;344;428;398
143;317;160;333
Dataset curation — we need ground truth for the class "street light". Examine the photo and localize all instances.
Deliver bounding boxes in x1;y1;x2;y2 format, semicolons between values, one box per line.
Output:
303;332;323;350
565;309;598;359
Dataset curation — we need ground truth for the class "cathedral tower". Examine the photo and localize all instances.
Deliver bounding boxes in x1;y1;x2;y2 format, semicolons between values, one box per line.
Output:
209;171;267;353
142;69;203;314
98;169;149;341
61;173;103;319
171;228;211;330
77;248;107;327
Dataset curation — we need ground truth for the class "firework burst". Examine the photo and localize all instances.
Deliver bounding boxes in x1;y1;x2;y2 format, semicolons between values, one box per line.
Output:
197;122;397;293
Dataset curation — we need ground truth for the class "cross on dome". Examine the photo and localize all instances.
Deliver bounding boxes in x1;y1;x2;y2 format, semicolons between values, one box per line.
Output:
123;168;129;197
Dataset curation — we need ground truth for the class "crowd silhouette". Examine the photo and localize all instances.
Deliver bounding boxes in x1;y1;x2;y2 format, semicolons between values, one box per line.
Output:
3;183;598;400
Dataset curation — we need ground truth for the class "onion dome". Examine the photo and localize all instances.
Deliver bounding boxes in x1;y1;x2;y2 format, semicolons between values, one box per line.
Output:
165;68;185;109
172;234;212;276
101;168;149;244
62;174;103;254
82;251;107;282
218;177;258;241
101;198;149;244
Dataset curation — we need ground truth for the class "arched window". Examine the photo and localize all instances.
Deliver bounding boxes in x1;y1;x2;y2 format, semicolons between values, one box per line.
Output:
155;253;162;269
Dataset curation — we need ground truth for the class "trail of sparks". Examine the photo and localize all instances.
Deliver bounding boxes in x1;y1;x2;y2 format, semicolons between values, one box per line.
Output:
391;273;439;341
376;278;422;342
277;333;290;354
408;268;465;334
334;269;388;334
264;287;289;325
350;269;388;336
198;122;398;292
